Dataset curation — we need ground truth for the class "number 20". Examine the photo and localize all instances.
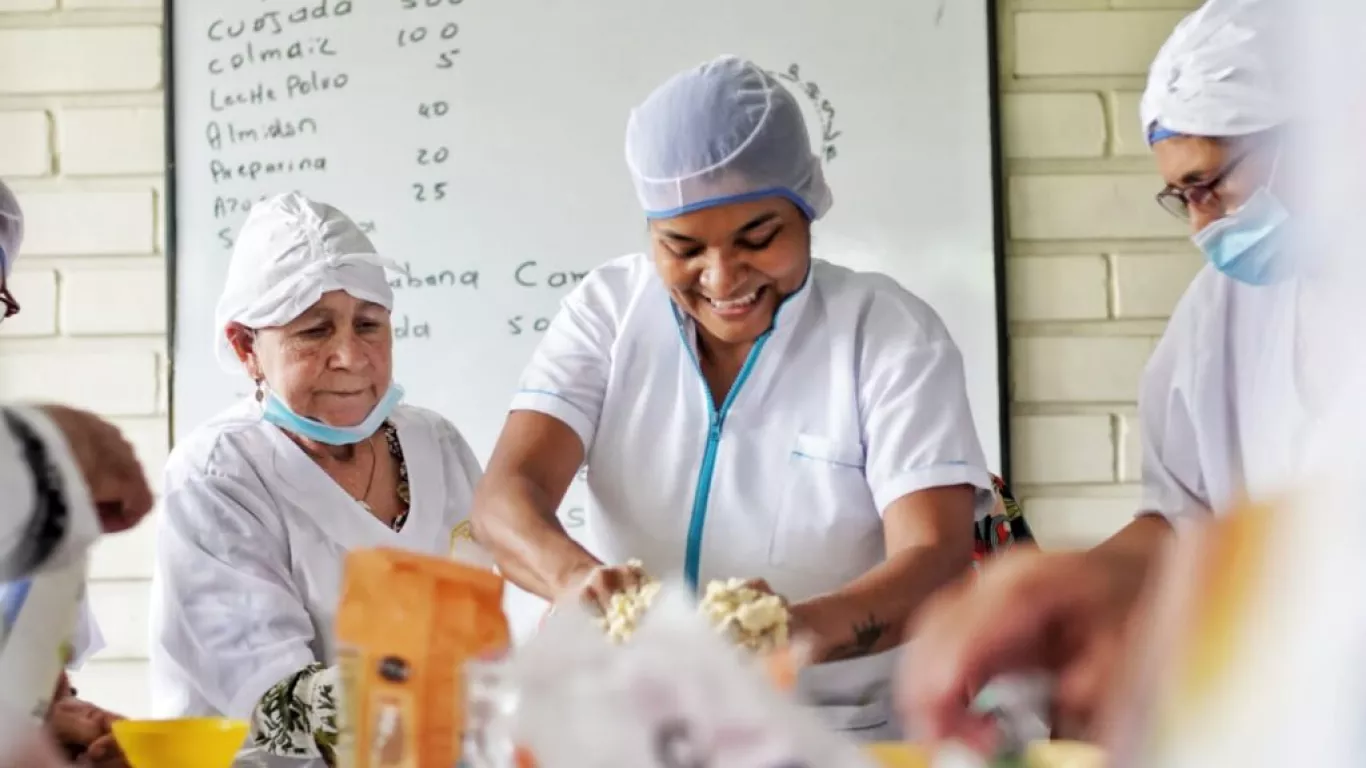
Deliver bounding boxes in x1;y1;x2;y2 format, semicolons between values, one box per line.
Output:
417;147;450;165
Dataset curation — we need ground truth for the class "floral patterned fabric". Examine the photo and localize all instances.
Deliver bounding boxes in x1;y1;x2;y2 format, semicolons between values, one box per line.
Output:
972;474;1035;567
249;422;409;765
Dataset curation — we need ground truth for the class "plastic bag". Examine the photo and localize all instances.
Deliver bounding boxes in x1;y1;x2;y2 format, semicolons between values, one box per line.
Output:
497;582;875;768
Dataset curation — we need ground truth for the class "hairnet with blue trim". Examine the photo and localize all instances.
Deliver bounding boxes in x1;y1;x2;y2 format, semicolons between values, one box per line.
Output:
0;180;23;278
1140;0;1288;146
624;55;833;220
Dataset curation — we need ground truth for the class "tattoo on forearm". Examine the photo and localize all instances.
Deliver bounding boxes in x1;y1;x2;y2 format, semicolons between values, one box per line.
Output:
825;613;890;661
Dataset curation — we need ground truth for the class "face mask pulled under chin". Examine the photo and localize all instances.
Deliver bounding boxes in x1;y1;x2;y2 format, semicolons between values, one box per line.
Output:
261;382;405;445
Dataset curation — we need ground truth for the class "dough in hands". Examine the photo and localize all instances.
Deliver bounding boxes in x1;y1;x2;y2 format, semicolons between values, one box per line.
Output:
592;563;792;653
698;578;791;653
595;560;662;644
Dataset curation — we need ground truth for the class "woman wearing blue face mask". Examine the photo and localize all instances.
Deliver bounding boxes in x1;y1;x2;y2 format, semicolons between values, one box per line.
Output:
899;0;1312;747
148;192;487;766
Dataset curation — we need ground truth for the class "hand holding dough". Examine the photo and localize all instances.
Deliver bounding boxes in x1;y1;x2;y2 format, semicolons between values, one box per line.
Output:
590;564;792;653
698;578;791;653
594;560;662;643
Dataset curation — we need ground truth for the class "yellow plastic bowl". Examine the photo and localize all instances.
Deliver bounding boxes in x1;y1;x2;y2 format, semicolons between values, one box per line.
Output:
863;742;930;768
111;717;249;768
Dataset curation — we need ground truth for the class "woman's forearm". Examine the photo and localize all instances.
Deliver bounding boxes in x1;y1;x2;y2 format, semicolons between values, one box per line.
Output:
1088;512;1176;615
472;475;601;600
790;486;976;663
792;540;972;663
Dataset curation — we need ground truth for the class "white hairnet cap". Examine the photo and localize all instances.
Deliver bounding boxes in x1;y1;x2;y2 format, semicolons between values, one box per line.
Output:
213;191;399;373
1140;0;1288;143
625;55;832;220
0;179;23;278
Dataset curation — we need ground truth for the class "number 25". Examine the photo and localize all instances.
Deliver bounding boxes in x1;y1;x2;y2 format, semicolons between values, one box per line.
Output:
413;182;447;202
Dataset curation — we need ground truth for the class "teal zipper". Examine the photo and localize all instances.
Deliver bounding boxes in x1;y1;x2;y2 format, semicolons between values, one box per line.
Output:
673;270;810;591
677;321;772;591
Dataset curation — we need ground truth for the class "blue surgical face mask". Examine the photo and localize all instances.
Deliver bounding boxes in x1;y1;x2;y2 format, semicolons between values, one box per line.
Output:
1191;151;1290;286
262;382;405;445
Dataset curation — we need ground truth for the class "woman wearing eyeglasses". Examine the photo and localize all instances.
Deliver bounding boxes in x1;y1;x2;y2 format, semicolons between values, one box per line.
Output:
898;0;1303;749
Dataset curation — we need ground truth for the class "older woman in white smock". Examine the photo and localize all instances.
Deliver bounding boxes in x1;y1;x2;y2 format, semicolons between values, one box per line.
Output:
148;192;484;765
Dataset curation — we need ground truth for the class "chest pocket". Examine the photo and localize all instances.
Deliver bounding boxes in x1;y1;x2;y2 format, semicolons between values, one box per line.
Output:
768;434;881;578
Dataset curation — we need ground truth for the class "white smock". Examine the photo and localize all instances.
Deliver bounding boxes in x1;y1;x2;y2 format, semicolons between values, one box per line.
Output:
148;401;482;720
511;253;993;740
1140;266;1315;521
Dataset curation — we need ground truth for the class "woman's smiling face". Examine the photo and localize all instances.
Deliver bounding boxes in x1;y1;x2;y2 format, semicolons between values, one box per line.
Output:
648;196;811;347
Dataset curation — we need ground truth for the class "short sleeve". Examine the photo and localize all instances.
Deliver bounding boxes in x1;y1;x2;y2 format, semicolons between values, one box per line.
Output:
858;297;994;515
508;267;625;451
149;473;317;720
1138;302;1211;522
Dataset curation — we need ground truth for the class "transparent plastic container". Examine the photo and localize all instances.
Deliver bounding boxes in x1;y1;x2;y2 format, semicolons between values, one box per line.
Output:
461;657;521;768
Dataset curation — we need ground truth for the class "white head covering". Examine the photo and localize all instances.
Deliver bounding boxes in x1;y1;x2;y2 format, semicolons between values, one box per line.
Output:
624;55;833;220
0;179;23;278
213;191;399;373
1140;0;1288;143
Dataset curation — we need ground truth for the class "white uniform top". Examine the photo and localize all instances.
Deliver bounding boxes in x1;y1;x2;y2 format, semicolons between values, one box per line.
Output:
148;401;482;720
1141;266;1312;520
511;253;993;739
0;406;103;675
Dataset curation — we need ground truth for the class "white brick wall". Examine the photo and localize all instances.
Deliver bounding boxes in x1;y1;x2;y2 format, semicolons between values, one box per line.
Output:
0;1;165;718
1002;0;1203;545
0;0;1204;720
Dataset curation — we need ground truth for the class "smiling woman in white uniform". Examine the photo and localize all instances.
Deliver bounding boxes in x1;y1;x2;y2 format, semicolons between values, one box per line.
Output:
148;193;484;766
471;55;993;740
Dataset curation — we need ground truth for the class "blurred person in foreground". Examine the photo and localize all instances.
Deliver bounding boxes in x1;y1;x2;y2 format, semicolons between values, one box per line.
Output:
1101;5;1366;765
897;0;1305;749
0;180;155;766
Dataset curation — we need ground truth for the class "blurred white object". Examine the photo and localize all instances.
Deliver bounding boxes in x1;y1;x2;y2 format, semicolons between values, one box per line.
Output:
502;583;876;768
0;558;88;729
930;741;989;768
972;673;1053;751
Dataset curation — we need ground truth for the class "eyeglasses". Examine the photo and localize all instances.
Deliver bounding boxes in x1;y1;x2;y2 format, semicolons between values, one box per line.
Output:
0;276;18;321
1155;150;1255;221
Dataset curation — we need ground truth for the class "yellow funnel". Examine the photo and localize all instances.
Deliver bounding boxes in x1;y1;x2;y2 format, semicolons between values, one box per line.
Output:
112;718;248;768
863;742;930;768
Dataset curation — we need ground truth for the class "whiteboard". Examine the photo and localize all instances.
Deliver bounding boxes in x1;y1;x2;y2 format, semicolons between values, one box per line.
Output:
169;0;1006;639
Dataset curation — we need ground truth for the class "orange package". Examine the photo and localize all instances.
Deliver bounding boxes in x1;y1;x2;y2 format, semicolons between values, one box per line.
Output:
334;547;511;768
